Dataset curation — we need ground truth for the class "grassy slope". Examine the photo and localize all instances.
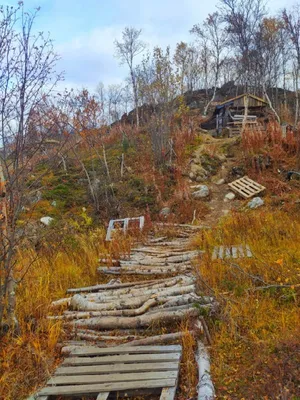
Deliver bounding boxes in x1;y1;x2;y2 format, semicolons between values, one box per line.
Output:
1;122;300;399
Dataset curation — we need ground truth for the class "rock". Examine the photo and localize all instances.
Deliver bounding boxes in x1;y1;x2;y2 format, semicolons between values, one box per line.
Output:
196;175;205;183
247;197;264;209
160;207;171;217
29;190;42;204
40;216;54;226
216;178;225;185
51;200;57;207
192;185;210;199
224;192;236;202
189;172;195;180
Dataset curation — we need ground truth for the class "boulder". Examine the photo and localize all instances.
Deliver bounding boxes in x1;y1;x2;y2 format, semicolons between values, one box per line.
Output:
192;185;210;199
160;207;171;217
247;197;264;209
224;192;236;202
40;216;54;226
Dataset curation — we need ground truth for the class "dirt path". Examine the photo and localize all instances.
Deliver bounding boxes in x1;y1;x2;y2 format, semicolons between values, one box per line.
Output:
188;135;242;227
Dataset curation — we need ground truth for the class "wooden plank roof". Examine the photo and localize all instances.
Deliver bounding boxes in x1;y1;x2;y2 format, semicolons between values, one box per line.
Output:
217;93;268;107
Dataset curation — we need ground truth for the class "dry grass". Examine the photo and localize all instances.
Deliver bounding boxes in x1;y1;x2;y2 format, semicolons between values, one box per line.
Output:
0;228;108;400
193;208;300;399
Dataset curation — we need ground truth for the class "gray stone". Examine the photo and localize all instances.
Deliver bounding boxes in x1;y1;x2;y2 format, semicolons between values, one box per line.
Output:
248;197;264;209
192;185;210;199
224;192;236;202
196;175;205;183
40;216;54;226
160;207;171;217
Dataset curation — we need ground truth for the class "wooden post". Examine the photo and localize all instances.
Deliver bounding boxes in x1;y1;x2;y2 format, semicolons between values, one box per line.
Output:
242;94;249;134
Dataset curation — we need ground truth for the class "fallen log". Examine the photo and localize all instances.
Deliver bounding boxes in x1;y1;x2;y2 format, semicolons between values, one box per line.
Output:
70;285;196;311
82;276;186;300
118;331;190;347
65;298;158;317
197;341;215;400
66;278;173;294
148;236;168;243
86;280;194;301
154;222;208;230
69;307;200;330
98;266;191;275
63;333;139;346
88;283;196;303
51;297;71;308
159;294;214;308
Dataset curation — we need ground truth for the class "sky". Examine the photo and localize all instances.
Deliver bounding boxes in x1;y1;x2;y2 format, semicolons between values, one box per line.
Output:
12;0;297;92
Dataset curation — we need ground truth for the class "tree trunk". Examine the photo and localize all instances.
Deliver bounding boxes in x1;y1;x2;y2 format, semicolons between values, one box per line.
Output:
70;307;200;330
197;341;215;400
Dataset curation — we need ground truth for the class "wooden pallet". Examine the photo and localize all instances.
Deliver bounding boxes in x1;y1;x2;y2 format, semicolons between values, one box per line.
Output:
36;345;181;399
228;176;265;199
212;245;253;260
106;216;145;241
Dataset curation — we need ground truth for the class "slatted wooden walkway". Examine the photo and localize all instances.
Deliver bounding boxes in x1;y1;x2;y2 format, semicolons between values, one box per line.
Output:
228;176;265;199
36;345;181;399
212;245;253;260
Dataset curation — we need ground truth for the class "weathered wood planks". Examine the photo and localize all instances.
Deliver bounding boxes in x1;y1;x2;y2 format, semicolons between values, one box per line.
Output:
39;379;177;396
66;344;181;356
37;344;182;399
212;245;253;260
55;362;179;376
228;176;265;199
48;370;178;385
63;352;181;366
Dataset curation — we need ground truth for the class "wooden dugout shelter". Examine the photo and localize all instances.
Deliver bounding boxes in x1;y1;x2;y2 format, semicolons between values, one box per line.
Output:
202;93;268;135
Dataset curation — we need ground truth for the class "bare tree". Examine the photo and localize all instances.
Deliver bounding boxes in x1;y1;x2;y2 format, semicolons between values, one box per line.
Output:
114;27;146;127
191;12;228;115
174;42;190;94
220;0;266;91
282;5;300;125
107;83;124;123
0;4;61;332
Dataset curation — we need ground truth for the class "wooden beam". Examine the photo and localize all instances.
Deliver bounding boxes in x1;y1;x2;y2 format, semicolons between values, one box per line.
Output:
96;394;109;400
67;345;181;357
160;387;177;400
63;353;181;366
55;362;179;376
38;379;176;396
48;371;177;386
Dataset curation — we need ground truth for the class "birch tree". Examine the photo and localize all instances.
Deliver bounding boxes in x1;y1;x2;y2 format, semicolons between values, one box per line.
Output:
282;5;300;125
191;13;228;115
0;4;61;333
114;27;146;127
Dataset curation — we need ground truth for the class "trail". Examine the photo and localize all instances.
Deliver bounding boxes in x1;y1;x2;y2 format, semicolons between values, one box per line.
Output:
35;138;237;399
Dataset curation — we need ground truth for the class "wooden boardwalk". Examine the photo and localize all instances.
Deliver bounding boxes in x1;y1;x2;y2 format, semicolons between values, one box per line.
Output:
33;224;215;399
212;244;253;260
36;345;181;399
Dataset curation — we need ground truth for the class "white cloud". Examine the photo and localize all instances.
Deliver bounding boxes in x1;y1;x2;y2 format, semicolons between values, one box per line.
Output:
51;0;297;90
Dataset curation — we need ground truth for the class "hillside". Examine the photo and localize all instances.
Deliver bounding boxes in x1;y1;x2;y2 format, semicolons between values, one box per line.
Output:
1;1;300;399
1;113;300;399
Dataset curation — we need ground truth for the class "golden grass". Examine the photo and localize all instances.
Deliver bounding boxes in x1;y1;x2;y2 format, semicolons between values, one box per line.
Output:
193;208;300;399
0;228;109;400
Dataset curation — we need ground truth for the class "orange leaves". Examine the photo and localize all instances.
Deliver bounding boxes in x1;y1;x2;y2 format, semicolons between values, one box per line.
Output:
275;258;284;267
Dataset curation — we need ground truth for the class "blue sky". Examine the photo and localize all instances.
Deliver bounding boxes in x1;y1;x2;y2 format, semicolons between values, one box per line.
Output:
15;0;297;91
